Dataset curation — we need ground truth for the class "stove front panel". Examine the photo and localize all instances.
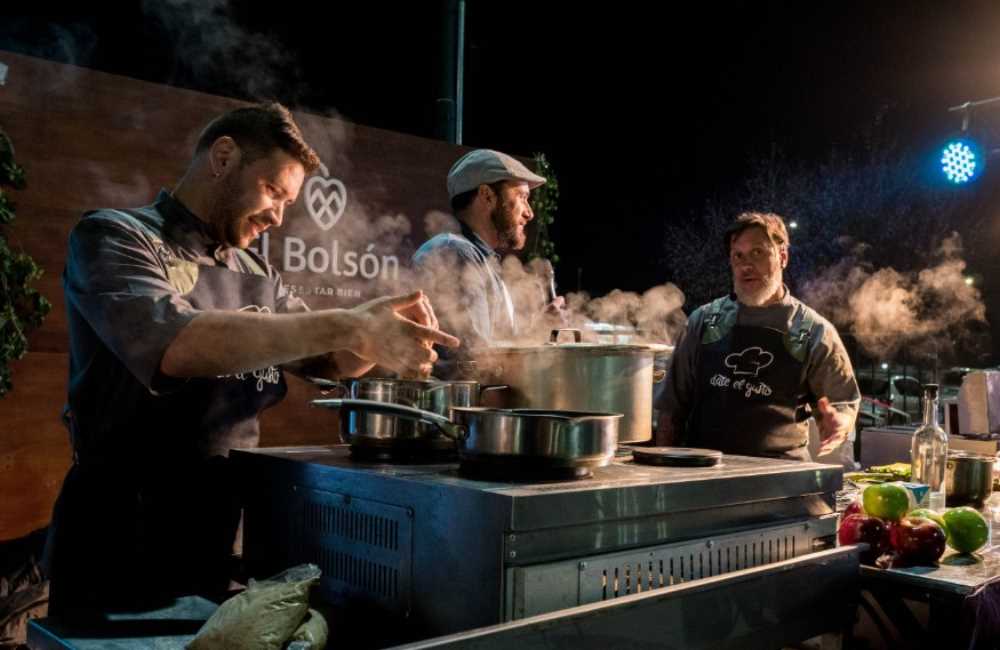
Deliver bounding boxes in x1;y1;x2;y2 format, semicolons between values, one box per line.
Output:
236;446;842;637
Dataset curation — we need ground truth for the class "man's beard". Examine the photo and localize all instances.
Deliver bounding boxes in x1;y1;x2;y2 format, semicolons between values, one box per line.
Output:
490;201;524;252
735;273;782;307
206;172;245;247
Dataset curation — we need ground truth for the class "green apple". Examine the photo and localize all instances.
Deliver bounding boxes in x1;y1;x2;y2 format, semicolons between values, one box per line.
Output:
909;508;948;533
942;507;990;554
862;483;910;521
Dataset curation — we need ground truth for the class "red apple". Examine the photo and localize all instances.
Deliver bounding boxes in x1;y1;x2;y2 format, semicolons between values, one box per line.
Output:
838;514;889;564
888;516;947;566
843;499;864;519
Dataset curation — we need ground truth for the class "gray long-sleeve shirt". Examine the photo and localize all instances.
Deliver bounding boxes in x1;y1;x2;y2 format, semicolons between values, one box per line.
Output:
412;222;516;375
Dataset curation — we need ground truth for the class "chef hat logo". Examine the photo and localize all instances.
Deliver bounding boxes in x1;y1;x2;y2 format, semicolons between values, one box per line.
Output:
724;346;774;377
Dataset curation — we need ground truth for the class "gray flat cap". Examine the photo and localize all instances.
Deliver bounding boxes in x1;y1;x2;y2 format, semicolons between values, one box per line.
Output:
447;149;547;199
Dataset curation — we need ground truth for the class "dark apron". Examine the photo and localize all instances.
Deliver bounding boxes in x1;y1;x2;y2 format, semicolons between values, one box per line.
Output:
686;323;812;460
46;260;286;616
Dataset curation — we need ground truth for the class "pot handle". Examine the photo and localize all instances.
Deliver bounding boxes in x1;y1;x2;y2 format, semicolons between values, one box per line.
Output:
478;384;509;398
305;376;351;397
550;328;583;343
311;398;466;440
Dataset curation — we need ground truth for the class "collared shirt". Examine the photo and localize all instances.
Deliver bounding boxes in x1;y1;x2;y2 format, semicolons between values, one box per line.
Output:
412;221;517;357
63;190;306;460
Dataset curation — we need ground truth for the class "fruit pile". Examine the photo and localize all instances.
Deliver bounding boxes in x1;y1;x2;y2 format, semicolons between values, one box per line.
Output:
838;482;990;568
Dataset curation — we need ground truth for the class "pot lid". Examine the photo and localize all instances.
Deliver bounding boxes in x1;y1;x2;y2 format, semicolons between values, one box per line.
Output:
475;340;672;355
472;328;673;355
306;376;481;390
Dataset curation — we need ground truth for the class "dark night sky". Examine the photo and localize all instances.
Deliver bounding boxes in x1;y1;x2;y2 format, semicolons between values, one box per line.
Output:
5;1;1000;296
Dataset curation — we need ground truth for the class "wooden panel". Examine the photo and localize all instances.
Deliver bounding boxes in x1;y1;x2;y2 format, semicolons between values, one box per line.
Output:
0;51;471;541
0;352;72;540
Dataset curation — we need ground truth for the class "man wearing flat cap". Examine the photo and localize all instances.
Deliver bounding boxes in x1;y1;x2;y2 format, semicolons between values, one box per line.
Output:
413;149;546;375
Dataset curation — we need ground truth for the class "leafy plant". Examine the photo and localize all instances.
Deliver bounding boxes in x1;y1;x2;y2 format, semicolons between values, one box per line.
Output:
0;127;50;397
525;152;560;265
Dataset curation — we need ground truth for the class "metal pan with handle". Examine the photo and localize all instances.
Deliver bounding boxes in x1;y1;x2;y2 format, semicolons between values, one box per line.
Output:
307;377;507;444
312;398;622;469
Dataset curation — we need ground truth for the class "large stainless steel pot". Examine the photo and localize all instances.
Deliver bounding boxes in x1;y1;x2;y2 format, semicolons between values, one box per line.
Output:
471;329;670;443
945;450;995;507
309;377;506;446
313;398;621;469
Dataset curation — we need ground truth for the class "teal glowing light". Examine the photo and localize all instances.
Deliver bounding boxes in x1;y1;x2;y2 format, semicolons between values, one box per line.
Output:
940;139;981;184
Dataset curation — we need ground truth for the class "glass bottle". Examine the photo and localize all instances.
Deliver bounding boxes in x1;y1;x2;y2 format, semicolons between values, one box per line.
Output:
911;384;949;510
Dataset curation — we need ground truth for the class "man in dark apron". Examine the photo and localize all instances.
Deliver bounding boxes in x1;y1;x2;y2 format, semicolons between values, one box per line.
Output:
44;103;459;616
655;212;859;460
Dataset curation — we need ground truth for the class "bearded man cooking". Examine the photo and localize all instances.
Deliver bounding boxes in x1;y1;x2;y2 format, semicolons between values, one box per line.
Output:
45;102;458;616
412;149;559;377
655;212;860;460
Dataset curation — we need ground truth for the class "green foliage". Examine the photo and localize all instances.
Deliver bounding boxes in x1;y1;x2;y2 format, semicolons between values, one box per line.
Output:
525;152;560;266
0;127;50;397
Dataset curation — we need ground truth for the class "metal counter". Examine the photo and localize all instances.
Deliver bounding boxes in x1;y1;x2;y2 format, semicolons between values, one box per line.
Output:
234;445;842;641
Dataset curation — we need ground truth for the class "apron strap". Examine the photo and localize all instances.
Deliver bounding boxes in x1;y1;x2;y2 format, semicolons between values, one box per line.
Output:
688;296;738;443
234;248;267;277
783;303;815;364
700;296;738;345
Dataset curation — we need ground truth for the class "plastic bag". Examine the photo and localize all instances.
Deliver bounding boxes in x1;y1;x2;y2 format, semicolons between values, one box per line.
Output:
284;607;329;650
187;564;321;650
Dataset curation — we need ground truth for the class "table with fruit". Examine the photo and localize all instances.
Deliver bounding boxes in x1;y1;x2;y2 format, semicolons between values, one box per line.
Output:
839;462;999;645
840;464;992;576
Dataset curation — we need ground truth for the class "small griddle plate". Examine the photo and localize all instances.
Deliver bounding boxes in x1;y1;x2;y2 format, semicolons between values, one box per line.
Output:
630;446;723;467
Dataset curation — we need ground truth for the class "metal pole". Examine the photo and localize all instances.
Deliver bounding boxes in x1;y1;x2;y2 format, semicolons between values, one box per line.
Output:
436;0;465;144
947;97;1000;112
455;0;465;145
948;97;1000;132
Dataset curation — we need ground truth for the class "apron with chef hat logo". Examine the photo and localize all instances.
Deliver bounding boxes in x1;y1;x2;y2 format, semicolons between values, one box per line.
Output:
47;210;288;614
685;296;815;460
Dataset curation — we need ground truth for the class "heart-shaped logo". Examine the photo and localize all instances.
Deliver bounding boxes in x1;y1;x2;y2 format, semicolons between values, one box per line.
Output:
305;170;347;231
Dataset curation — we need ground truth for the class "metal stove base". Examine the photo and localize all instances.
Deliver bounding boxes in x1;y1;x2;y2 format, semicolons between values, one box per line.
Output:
236;445;842;640
396;547;861;650
506;515;836;619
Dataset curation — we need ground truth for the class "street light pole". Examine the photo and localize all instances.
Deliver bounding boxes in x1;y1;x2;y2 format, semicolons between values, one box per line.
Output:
437;0;466;145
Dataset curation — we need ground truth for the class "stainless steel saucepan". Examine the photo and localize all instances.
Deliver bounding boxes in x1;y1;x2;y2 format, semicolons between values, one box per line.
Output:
312;398;622;469
308;377;507;445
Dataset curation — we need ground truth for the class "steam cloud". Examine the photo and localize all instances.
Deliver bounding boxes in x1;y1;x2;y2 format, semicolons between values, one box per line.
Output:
143;0;297;101
502;258;687;347
423;210;460;238
800;233;987;359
